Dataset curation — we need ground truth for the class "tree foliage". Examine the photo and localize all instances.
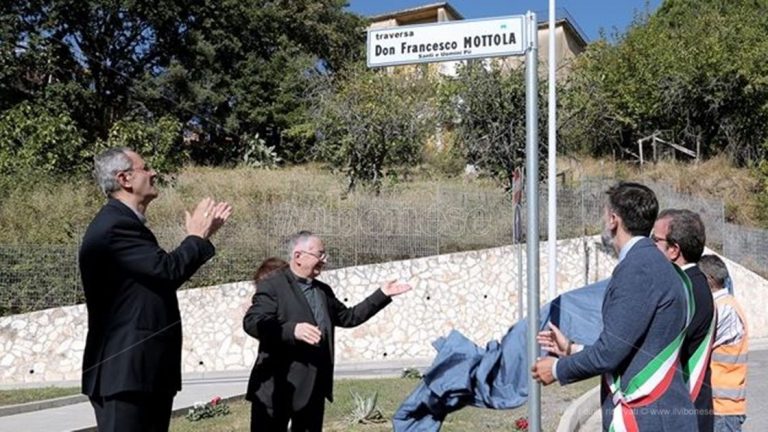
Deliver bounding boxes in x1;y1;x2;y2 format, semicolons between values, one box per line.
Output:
561;0;768;164
312;65;436;193
100;116;185;176
0;101;88;179
441;61;548;190
146;0;366;164
0;0;365;173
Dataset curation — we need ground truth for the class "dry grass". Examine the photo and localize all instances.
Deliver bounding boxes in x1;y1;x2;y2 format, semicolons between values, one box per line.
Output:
3;156;764;312
1;156;761;245
559;154;762;225
0;164;506;245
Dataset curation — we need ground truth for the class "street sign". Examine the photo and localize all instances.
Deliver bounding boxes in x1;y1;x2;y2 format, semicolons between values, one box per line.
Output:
367;15;526;68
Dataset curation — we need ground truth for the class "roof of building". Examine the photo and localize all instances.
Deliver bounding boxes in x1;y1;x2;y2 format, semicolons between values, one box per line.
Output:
540;18;588;48
367;2;588;47
368;2;464;22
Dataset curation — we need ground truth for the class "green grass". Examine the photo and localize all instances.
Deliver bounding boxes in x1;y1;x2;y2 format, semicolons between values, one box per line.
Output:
170;376;599;432
0;386;80;406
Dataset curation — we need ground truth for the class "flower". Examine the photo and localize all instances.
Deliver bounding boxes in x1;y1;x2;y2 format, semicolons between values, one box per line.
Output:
514;416;529;431
186;395;230;422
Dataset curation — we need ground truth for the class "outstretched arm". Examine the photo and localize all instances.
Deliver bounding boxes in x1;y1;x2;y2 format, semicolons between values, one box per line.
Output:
330;280;411;328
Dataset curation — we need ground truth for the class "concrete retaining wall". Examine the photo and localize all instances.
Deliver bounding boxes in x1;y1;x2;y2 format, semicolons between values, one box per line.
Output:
1;236;765;386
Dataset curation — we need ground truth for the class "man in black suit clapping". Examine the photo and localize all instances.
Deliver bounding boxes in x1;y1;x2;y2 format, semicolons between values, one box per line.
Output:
79;147;232;431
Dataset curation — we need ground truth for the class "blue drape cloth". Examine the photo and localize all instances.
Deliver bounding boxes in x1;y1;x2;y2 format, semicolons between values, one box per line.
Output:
392;279;610;431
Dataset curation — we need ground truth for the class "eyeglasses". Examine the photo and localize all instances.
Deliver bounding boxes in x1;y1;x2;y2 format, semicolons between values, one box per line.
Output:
300;250;328;261
119;164;152;175
129;164;152;173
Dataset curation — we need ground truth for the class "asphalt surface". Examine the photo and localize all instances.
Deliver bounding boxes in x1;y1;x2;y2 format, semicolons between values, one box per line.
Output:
580;346;767;431
0;359;431;432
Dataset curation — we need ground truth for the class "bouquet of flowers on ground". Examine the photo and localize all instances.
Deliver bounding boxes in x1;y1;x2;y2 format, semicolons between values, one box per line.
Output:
185;396;230;422
514;416;529;431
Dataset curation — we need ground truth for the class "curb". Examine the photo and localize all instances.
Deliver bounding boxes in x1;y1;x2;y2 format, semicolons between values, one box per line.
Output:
0;394;88;418
68;362;430;432
51;361;434;432
72;394;248;432
556;385;600;432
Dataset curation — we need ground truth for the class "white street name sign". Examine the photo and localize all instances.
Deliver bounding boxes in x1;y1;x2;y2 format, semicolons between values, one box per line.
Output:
367;16;526;68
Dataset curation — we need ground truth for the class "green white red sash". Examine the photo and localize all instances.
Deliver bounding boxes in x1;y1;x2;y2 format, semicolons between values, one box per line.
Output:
606;265;694;432
682;305;716;400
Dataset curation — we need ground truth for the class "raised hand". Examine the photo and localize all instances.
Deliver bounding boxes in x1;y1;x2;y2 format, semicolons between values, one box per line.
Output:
185;198;233;239
294;322;322;345
207;201;233;236
381;280;412;297
536;322;570;357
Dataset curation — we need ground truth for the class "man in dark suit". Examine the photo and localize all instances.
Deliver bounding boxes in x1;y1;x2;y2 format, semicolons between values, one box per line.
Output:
79;147;232;431
243;231;411;432
533;182;697;431
653;208;716;432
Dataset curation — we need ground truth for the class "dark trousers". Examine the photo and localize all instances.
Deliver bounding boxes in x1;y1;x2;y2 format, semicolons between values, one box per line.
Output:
90;391;175;432
250;389;326;432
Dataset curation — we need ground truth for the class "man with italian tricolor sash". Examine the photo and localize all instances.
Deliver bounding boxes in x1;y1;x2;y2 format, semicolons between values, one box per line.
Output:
533;182;698;431
653;209;717;432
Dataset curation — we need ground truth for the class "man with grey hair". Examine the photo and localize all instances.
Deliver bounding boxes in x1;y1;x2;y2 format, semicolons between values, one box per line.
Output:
243;230;412;432
79;147;232;431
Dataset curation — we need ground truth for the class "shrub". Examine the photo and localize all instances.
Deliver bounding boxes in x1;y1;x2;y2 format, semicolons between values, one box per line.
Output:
99;115;187;176
345;391;385;424
0;101;89;182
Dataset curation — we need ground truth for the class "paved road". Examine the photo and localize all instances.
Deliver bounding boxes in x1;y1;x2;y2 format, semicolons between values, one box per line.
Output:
0;359;430;432
744;347;767;430
580;347;767;431
3;348;764;432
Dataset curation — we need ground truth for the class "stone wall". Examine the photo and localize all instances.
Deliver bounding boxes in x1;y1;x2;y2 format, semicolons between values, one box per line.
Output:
1;237;765;386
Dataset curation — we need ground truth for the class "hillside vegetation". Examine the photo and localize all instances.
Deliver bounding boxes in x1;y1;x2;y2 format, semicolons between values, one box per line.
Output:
0;156;760;246
1;156;762;316
3;0;768;196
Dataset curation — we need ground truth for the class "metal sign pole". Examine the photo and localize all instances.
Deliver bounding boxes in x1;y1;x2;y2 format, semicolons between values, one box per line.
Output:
525;10;542;432
548;0;558;302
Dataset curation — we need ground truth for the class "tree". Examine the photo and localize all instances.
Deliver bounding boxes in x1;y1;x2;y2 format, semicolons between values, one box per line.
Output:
561;0;768;164
2;0;195;142
0;101;88;180
0;0;367;171
312;64;436;193
440;61;548;191
100;115;186;176
135;0;366;164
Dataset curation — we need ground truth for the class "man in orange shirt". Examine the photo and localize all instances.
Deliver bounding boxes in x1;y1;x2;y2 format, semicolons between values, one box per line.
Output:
699;254;748;432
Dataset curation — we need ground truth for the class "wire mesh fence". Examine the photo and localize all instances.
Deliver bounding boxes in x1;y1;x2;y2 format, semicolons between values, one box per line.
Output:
0;178;763;316
0;244;84;315
723;223;768;277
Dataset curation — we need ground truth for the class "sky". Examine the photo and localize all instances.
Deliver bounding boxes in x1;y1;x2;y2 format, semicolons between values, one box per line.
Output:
347;0;663;41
